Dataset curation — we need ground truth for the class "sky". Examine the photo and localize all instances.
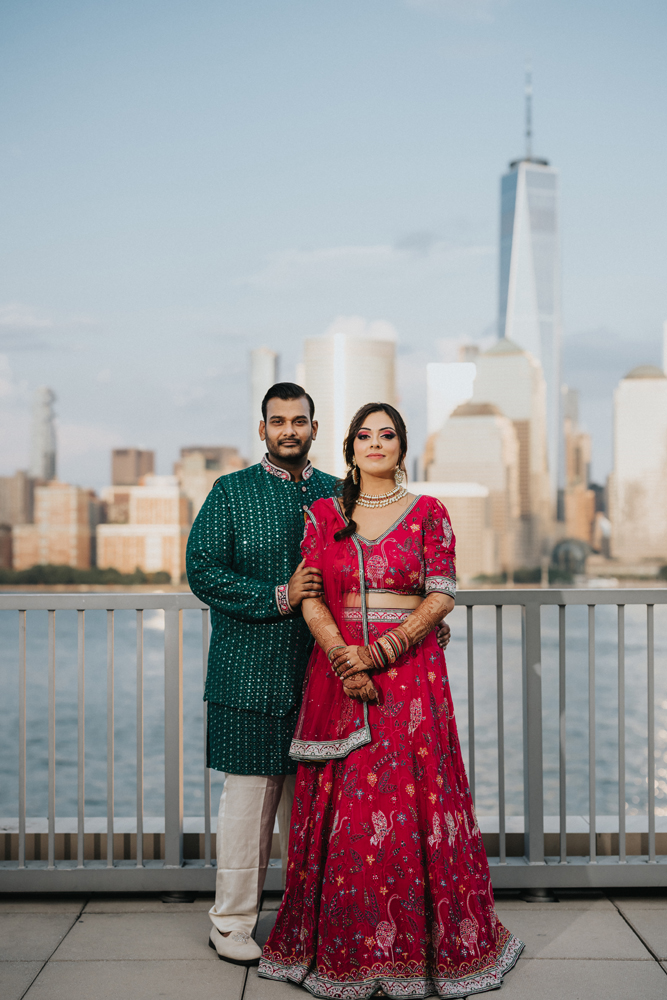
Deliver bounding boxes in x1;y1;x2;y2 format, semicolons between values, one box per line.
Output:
0;0;665;489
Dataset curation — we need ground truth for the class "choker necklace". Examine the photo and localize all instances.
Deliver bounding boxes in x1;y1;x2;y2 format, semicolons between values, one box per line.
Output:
356;484;408;509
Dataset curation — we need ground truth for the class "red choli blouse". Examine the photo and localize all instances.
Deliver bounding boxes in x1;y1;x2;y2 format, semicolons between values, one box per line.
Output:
301;494;456;599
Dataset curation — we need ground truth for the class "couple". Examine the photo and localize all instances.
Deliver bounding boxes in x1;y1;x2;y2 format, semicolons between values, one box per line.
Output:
187;382;523;999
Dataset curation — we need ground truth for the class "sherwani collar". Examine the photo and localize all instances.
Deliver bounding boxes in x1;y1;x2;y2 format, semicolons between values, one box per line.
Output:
260;453;314;482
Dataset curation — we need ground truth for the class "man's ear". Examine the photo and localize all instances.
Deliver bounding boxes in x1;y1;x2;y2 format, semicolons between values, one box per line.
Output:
259;420;266;442
311;419;318;441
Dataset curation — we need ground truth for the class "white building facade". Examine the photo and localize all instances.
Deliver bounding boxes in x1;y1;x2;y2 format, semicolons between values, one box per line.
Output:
425;403;519;577
609;365;667;564
250;348;278;464
471;339;552;567
304;329;396;477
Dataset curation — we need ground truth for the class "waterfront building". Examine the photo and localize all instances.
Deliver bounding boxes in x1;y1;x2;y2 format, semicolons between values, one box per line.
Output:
29;387;57;481
609;365;667;563
251;348;278;464
424;403;519;578
112;448;154;486
562;387;595;544
0;470;35;526
97;475;191;584
174;446;246;518
411;481;496;584
471;339;551;567
304;324;396;477
426;362;477;437
12;481;95;570
498;77;561;500
0;525;11;569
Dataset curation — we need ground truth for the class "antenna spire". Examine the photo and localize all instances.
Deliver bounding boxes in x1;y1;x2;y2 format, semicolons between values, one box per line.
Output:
525;60;533;160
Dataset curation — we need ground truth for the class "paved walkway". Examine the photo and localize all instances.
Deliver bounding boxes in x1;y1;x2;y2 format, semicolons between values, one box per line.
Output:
1;889;666;999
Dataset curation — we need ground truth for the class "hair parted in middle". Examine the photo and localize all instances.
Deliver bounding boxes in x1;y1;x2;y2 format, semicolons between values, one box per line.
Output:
334;401;408;542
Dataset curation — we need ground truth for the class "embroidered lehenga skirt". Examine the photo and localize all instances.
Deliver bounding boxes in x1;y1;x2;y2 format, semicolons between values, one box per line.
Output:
259;610;524;999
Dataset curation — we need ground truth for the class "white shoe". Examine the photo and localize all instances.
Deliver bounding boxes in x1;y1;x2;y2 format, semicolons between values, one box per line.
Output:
209;926;261;966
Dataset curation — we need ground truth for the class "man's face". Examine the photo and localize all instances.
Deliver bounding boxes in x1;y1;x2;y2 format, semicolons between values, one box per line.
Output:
259;396;318;464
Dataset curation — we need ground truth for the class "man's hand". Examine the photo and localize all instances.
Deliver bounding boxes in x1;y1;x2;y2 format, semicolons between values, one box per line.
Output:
436;620;451;649
287;559;323;609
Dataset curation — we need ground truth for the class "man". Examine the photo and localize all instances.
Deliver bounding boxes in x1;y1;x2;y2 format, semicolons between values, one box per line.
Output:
187;382;451;966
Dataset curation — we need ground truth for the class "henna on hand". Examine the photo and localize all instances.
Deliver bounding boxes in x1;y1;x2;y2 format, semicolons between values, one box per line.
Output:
302;598;346;658
343;672;377;701
366;593;455;670
397;592;453;646
331;644;373;677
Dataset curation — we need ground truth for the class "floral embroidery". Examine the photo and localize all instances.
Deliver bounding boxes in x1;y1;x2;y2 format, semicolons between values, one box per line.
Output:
261;494;523;998
261;453;313;480
274;583;292;616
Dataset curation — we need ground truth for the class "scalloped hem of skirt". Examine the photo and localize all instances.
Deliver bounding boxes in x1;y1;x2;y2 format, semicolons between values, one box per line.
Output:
258;934;525;999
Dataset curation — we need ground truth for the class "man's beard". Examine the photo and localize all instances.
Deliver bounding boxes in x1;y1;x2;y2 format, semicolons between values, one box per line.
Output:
266;435;313;465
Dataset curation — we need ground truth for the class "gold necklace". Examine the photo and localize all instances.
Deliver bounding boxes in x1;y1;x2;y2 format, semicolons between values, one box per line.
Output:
355;484;408;509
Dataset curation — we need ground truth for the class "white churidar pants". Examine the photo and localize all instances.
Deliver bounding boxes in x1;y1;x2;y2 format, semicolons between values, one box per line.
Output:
208;773;296;936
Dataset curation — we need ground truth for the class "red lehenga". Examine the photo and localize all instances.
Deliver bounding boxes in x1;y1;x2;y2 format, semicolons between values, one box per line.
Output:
259;495;523;999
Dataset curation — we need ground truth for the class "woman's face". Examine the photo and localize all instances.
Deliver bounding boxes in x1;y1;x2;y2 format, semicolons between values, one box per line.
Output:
352;410;402;480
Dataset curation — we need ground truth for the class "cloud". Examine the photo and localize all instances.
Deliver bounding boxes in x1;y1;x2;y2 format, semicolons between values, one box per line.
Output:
322;315;399;343
57;422;123;462
242;238;492;291
0;354;31;473
0;302;102;352
0;302;55;351
404;0;506;23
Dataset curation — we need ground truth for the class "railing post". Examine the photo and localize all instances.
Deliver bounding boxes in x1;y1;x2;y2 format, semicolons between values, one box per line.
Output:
522;601;545;865
164;608;183;868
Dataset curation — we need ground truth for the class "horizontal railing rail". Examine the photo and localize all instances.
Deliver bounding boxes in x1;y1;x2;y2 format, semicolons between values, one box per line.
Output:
0;589;665;891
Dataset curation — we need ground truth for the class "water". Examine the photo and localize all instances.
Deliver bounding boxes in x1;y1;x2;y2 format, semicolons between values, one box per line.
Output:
0;602;666;821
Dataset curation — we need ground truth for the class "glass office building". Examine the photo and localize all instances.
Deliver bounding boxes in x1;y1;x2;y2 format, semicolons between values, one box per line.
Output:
498;158;561;502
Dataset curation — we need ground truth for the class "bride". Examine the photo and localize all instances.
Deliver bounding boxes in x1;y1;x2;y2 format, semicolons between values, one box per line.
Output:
259;402;523;998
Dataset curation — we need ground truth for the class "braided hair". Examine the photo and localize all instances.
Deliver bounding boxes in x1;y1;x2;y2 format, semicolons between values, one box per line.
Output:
334;402;408;541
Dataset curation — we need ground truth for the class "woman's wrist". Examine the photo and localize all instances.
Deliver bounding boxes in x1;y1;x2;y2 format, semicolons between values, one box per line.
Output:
367;626;410;670
327;644;346;663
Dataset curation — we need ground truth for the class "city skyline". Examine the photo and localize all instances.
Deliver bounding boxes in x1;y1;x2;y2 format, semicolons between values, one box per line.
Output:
0;1;665;490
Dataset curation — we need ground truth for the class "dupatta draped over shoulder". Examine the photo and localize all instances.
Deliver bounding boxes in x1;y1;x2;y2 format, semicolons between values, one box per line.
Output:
289;494;457;762
289;498;372;761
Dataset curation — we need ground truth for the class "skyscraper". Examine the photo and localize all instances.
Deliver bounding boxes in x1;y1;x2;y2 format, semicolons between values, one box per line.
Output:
112;448;154;485
609;365;667;563
29;387;57;481
498;70;561;503
250;348;278;464
471;339;552;567
303;321;396;477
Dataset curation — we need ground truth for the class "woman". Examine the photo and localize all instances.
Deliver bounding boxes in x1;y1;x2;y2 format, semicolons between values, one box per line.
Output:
259;403;523;998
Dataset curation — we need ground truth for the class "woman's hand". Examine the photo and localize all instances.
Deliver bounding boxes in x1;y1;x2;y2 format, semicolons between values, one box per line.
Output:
343;673;378;702
330;645;373;679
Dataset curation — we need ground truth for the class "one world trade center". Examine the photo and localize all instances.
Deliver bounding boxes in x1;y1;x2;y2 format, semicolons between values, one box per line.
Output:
498;71;562;508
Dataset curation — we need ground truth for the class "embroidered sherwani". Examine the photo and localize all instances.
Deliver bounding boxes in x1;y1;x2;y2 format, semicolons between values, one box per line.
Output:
186;454;337;775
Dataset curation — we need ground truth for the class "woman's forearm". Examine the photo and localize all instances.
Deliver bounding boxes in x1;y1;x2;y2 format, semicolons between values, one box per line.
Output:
302;597;346;656
397;593;454;646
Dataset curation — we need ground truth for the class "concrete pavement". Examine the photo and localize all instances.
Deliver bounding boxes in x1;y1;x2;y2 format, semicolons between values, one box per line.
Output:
1;889;665;999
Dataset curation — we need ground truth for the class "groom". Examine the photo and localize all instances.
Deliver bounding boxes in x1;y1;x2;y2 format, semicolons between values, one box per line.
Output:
186;382;451;966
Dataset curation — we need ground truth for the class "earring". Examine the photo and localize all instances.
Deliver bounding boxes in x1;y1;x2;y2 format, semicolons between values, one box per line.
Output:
394;465;406;487
351;459;359;485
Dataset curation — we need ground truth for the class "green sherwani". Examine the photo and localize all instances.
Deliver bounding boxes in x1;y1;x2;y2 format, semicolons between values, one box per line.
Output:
186;455;337;775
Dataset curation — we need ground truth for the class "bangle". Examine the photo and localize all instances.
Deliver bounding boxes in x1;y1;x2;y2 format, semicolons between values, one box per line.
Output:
327;645;346;663
368;641;389;670
368;627;410;670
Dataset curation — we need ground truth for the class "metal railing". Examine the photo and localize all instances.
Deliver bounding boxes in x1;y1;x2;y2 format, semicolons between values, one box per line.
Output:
0;589;665;892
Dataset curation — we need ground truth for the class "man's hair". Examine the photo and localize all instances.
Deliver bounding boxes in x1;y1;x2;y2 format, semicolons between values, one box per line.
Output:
261;382;315;422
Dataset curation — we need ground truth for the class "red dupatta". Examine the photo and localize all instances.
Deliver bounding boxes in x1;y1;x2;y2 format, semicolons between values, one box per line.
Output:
289;498;372;762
